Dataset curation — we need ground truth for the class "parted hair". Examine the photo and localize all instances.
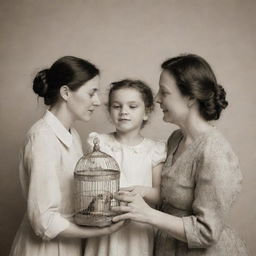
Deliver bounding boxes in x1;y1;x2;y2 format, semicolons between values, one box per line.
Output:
33;56;99;106
108;79;154;127
161;54;228;121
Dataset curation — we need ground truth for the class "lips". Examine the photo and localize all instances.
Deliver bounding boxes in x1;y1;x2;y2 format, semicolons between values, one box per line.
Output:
118;118;130;121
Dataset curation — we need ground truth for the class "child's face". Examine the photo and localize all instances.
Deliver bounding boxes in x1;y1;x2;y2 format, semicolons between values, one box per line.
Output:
109;88;148;134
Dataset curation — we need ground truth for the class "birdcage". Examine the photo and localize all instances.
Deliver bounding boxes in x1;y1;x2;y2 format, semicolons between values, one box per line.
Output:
74;137;120;227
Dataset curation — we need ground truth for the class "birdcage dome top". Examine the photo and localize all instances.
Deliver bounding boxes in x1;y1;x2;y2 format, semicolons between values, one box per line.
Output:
74;137;120;175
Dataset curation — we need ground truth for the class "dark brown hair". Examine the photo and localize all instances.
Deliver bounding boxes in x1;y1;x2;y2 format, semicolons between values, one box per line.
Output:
161;54;228;120
33;56;99;106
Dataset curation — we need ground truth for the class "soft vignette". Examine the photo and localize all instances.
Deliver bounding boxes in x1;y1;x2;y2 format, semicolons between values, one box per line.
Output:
0;0;255;255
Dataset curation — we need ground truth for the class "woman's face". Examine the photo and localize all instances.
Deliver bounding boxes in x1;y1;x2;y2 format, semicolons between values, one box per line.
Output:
156;70;189;125
67;75;101;122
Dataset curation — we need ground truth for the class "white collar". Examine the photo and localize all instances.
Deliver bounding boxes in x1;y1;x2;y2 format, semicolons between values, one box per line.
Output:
43;110;73;148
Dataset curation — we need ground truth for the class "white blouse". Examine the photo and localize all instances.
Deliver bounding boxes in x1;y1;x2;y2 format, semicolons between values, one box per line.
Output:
87;132;167;187
10;110;84;256
84;132;167;256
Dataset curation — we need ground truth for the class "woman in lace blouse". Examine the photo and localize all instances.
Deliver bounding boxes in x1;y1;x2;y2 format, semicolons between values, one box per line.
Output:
113;54;249;255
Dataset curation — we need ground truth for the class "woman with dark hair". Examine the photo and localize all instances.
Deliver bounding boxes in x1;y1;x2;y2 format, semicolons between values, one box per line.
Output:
113;54;249;255
9;56;123;256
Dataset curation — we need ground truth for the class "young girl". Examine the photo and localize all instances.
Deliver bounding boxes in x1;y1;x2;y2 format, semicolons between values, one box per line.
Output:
84;80;167;256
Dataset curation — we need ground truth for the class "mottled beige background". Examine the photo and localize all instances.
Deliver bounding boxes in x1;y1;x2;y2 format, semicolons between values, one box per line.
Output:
0;0;255;255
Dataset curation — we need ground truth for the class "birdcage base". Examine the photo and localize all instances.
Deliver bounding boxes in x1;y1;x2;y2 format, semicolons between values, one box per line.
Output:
74;213;116;227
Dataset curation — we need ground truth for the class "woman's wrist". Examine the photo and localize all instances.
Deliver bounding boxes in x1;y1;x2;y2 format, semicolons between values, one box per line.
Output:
146;207;160;226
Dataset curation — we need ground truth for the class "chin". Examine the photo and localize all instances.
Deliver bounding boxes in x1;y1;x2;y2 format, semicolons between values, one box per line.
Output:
79;115;91;122
163;116;173;124
116;125;137;133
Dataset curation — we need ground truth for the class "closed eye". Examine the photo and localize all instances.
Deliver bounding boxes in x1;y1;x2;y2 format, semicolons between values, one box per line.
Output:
111;104;121;109
89;89;98;98
160;89;169;96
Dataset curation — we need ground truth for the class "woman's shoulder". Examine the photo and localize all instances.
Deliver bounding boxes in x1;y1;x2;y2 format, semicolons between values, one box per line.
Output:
196;128;239;164
199;128;234;152
26;118;55;141
21;118;60;156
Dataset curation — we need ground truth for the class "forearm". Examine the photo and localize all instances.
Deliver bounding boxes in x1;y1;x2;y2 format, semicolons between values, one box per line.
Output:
142;187;161;205
59;221;122;239
113;192;186;242
59;223;99;239
148;208;187;242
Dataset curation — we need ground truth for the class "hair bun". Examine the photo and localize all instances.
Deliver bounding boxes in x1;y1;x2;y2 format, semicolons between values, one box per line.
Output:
199;83;228;121
33;69;49;97
215;84;228;110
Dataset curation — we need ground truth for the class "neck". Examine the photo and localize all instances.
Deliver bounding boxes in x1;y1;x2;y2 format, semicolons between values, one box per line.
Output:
178;112;213;144
49;103;74;131
114;129;143;146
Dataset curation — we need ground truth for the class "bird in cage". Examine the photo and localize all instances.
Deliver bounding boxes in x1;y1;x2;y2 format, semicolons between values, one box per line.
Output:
74;137;120;227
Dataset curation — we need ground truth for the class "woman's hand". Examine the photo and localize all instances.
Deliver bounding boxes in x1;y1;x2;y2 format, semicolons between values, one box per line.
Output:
111;191;154;224
120;186;146;197
99;220;125;236
120;186;161;205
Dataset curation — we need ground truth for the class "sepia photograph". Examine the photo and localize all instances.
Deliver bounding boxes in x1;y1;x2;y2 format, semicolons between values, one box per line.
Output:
0;0;255;255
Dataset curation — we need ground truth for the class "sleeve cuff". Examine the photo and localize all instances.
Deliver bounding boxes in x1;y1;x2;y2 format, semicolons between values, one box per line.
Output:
182;216;201;249
43;214;70;240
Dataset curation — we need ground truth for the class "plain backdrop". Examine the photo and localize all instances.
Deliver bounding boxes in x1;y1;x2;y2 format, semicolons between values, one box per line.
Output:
0;0;255;255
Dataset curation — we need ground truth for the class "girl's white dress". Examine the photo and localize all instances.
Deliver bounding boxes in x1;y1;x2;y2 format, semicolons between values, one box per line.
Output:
9;111;84;256
84;132;166;256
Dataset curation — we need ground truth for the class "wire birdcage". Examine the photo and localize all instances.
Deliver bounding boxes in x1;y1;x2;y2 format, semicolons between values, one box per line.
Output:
74;137;120;227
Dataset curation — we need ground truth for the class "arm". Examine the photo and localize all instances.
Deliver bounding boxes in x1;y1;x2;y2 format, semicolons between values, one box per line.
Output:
59;221;124;239
120;163;163;205
145;162;162;204
181;137;242;248
120;140;167;205
146;141;167;204
112;192;186;242
113;135;242;248
25;132;123;241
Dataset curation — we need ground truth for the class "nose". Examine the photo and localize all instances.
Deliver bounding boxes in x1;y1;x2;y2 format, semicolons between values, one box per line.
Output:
155;91;161;104
93;93;101;106
120;106;128;115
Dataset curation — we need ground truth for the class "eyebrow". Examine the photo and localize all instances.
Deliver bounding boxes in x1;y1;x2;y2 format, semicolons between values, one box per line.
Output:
159;85;167;90
111;101;139;104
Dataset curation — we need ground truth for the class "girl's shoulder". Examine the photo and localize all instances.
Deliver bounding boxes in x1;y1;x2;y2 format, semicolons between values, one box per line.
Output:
143;137;166;150
143;138;167;166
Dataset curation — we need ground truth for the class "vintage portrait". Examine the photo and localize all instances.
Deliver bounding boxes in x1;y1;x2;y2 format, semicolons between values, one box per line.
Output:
0;0;255;255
